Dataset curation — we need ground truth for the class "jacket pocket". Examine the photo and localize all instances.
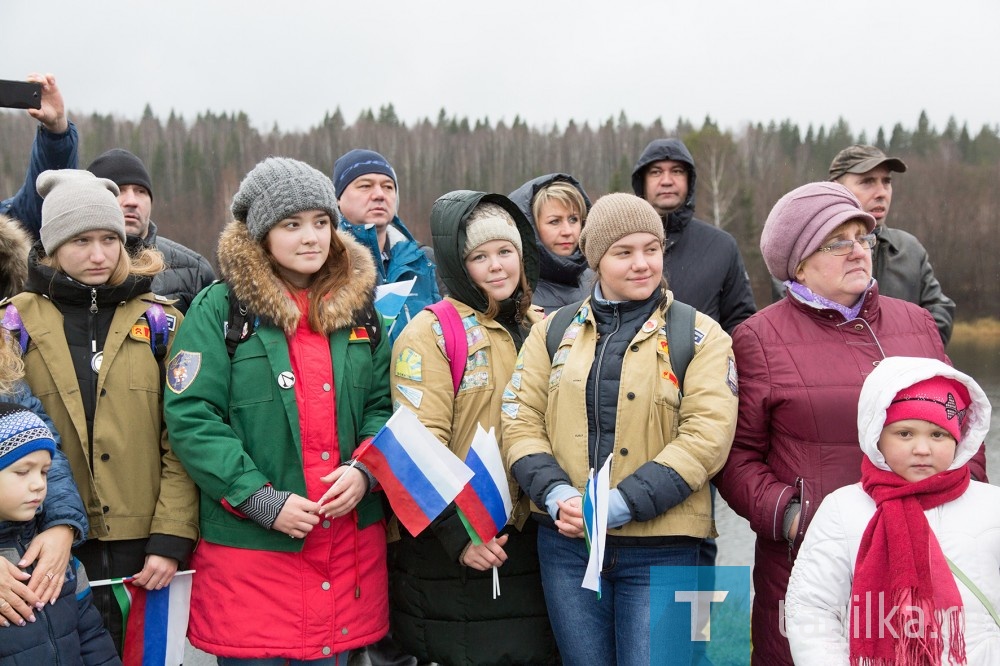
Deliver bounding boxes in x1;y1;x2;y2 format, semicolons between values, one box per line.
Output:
127;336;162;392
229;347;274;405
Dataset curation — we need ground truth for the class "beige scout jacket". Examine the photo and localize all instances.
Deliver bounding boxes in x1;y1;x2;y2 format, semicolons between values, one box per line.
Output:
7;292;198;542
501;292;738;539
391;297;542;529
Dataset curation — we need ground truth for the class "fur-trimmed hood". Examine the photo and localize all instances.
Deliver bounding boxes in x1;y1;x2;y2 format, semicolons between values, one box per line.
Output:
0;215;31;299
216;220;377;335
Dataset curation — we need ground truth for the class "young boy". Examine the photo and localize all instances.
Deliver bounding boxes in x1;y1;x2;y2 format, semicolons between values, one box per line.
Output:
785;356;998;666
0;402;119;664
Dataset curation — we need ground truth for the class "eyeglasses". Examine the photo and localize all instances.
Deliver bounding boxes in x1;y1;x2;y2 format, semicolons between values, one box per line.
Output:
816;233;877;256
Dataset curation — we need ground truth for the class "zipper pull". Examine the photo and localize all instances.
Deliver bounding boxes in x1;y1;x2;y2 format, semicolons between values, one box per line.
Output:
90;288;98;314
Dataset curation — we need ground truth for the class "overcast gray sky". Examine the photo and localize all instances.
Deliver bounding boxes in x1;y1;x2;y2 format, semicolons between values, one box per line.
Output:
3;0;998;137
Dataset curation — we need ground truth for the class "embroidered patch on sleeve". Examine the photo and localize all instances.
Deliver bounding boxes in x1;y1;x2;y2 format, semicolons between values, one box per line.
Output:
165;314;177;331
396;384;424;409
560;323;581;345
693;327;705;345
431;321;443;336
166;351;201;394
349;327;371;343
502;386;517;401
501;402;520;420
726;357;739;396
394;348;423;381
662;369;679;388
515;348;525;370
510;372;522;390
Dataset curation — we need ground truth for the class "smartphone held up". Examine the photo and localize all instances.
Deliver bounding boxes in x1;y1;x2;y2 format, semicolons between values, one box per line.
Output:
0;79;43;110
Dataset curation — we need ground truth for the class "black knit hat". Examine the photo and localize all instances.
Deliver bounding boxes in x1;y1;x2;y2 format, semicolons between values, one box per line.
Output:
87;149;154;200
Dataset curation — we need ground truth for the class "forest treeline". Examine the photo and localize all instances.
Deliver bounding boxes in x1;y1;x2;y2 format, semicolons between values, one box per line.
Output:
1;105;998;319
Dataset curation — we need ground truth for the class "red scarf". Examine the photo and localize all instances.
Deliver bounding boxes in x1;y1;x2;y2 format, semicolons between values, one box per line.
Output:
850;457;969;665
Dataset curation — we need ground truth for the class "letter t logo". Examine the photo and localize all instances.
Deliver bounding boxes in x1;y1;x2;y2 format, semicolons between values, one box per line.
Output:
674;590;729;641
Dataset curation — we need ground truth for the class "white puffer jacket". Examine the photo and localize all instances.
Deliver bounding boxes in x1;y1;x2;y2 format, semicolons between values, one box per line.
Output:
785;356;997;665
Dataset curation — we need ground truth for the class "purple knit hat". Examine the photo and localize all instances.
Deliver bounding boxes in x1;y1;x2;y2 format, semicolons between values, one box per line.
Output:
760;182;876;282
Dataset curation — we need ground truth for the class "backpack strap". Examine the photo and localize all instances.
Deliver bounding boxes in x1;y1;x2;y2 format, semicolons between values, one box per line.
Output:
357;303;383;354
225;290;256;359
545;300;585;361
0;303;29;354
424;300;468;395
665;300;696;395
144;304;169;362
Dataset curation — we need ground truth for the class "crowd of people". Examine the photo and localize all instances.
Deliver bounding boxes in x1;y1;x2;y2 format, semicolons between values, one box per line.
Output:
0;72;993;666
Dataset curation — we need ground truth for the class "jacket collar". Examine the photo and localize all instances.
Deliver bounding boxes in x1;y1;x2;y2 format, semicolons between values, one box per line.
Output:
217;221;377;335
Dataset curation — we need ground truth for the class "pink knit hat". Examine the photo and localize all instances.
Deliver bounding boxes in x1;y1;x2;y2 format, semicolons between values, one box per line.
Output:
760;182;876;282
884;375;972;441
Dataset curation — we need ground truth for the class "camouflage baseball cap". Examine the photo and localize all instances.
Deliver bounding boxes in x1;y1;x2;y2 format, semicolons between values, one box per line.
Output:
828;145;907;181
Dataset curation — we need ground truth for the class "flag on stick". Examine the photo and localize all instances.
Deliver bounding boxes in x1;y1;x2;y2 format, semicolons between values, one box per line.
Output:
582;454;613;597
95;570;194;666
356;406;473;536
455;424;512;546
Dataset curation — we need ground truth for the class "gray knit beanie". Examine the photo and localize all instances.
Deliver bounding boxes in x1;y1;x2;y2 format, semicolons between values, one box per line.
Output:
760;182;876;281
464;202;523;258
578;193;664;269
36;169;125;254
231;157;340;241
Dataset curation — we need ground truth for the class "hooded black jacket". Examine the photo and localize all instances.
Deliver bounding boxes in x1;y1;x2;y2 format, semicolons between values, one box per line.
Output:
632;139;756;333
508;173;594;313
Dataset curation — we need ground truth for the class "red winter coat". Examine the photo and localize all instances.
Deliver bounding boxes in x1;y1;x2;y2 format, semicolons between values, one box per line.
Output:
714;286;987;666
185;305;388;660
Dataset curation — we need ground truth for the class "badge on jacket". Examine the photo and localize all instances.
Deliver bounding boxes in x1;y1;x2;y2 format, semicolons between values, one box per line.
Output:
167;351;202;394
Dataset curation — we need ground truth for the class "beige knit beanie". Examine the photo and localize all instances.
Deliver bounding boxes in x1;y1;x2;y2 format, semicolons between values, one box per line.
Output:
37;169;126;254
463;202;523;258
578;193;664;269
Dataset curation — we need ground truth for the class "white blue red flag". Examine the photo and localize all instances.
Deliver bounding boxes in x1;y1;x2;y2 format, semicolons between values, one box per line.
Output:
356;406;473;536
454;424;512;545
582;454;613;597
100;570;194;666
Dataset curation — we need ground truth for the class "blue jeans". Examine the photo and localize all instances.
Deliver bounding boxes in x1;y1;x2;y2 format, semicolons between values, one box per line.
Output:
537;526;701;666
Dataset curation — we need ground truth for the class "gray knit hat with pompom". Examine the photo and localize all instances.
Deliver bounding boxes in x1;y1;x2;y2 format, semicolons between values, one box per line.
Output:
231;157;340;241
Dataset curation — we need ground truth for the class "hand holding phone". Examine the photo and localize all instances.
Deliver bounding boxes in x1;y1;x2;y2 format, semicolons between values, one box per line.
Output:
0;80;43;110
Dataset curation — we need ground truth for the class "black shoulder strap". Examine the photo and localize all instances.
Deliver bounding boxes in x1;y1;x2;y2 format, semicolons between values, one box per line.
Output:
225;290;254;358
665;300;696;395
545;300;585;361
358;303;382;354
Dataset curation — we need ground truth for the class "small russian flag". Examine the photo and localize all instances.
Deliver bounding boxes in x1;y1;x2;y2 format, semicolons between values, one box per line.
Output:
103;571;194;666
455;425;512;545
357;406;473;536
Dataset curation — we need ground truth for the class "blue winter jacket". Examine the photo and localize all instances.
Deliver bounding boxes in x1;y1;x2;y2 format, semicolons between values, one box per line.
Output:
339;216;440;344
0;122;79;238
0;519;119;665
7;380;88;543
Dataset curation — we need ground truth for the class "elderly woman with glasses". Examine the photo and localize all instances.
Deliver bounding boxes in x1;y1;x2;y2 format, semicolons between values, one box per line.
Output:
713;181;986;666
